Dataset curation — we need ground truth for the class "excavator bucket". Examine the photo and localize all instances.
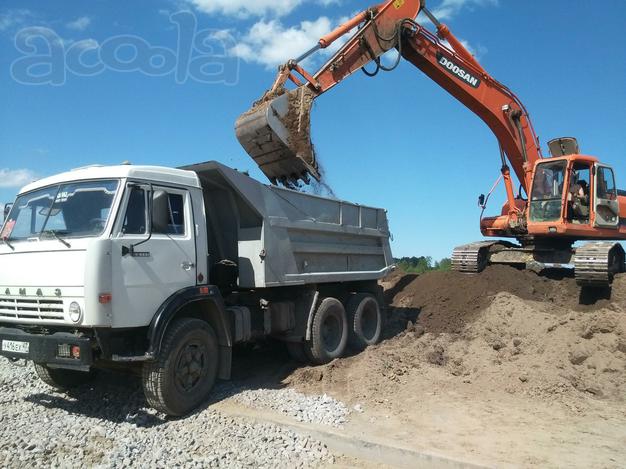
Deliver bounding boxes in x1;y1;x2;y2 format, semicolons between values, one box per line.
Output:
235;86;320;186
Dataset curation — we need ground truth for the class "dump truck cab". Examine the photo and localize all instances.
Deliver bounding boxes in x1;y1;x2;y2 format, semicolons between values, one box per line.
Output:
0;164;205;332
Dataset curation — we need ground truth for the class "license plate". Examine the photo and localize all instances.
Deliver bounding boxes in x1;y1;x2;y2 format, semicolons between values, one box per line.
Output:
2;340;29;354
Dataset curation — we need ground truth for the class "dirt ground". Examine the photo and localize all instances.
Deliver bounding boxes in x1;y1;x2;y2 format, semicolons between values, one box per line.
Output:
287;266;626;468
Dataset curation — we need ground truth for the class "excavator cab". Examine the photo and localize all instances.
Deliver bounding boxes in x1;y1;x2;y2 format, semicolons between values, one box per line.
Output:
528;156;620;230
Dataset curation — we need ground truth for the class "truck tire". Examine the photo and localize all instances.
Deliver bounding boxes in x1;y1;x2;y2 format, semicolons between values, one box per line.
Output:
34;363;97;390
347;293;382;350
142;318;219;416
305;297;348;365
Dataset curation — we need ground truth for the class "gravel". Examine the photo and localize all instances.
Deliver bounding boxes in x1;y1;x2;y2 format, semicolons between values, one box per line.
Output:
230;388;349;427
0;359;337;468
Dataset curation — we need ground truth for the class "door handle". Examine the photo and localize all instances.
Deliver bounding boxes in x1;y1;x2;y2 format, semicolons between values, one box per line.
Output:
181;261;195;271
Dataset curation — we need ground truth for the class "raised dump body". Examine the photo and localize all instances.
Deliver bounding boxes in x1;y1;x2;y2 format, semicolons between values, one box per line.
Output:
183;161;393;289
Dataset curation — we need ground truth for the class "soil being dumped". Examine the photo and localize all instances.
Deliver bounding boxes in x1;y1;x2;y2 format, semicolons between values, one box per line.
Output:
282;86;318;178
236;84;322;186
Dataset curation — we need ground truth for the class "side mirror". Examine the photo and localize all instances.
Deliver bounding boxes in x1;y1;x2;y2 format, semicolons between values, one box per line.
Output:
151;190;170;233
3;204;12;222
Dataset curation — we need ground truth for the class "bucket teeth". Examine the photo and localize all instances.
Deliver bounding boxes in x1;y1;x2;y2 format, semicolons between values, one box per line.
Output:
235;86;320;186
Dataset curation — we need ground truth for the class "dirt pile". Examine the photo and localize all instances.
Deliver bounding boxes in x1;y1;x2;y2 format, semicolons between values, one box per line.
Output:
289;266;626;404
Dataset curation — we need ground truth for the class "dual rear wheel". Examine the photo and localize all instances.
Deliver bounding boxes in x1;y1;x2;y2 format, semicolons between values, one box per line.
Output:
288;293;383;365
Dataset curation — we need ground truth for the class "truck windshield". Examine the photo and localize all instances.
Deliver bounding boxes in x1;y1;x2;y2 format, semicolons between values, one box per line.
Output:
1;180;119;241
529;161;566;222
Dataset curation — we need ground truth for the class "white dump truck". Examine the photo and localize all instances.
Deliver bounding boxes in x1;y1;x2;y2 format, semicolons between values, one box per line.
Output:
0;161;393;415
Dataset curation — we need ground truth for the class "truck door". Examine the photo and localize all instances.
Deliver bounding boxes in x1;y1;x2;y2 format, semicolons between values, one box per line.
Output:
111;183;197;328
593;165;619;229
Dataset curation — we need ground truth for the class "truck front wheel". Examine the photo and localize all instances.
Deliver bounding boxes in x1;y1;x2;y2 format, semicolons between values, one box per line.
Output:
142;318;219;416
305;297;348;365
34;363;97;390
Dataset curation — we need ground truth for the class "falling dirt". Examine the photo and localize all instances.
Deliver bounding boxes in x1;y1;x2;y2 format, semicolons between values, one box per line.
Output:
282;86;319;181
286;265;626;467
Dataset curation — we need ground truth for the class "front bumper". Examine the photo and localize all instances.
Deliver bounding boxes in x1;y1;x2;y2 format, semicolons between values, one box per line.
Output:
0;327;93;369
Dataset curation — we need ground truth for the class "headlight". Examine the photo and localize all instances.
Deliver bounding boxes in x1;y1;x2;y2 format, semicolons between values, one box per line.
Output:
69;302;83;323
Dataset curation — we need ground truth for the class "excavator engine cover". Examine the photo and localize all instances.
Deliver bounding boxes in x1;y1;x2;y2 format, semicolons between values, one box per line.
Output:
235;86;320;186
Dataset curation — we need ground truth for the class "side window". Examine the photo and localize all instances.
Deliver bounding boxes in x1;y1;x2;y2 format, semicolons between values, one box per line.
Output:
122;187;147;234
597;167;616;200
153;191;186;236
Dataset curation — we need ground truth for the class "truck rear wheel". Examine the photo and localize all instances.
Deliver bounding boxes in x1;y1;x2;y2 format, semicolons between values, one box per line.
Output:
34;363;97;390
305;297;348;365
347;293;382;350
142;318;218;416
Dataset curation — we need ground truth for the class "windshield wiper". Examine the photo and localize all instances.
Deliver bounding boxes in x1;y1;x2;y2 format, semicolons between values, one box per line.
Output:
1;237;15;251
40;230;71;248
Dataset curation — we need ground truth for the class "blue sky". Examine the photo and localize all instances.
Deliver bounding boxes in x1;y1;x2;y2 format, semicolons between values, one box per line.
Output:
1;0;625;260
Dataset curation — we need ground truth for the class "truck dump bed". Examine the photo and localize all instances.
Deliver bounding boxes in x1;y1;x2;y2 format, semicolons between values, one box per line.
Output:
182;162;393;289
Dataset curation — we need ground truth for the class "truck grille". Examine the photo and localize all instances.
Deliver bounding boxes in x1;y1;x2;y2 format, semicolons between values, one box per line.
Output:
0;298;65;321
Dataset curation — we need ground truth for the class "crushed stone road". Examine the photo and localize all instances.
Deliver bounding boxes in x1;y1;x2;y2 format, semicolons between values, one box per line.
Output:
0;359;341;468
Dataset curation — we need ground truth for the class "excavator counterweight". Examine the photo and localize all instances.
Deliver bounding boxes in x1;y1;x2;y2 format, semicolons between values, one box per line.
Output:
235;86;319;186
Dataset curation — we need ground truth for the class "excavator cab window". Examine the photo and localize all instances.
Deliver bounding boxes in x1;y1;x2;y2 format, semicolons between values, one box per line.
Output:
529;161;566;222
567;163;591;224
594;165;619;228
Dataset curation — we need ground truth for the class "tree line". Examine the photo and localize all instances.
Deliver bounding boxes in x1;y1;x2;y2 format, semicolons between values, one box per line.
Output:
394;256;452;274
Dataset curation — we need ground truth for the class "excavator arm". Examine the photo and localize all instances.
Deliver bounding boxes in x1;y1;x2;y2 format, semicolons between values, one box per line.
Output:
235;0;544;202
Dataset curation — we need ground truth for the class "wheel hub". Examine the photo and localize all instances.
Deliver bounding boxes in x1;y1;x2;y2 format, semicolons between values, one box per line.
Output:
175;343;207;393
321;315;341;352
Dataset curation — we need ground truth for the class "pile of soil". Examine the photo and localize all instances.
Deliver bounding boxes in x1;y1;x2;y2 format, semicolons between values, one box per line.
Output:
289;266;626;403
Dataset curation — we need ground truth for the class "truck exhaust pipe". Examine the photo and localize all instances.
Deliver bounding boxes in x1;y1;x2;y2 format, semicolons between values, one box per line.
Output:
235;86;320;187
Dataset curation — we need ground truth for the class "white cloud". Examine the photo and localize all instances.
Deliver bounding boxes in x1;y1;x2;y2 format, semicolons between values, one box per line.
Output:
197;0;497;68
187;0;341;18
189;0;304;18
0;9;34;31
71;38;99;50
230;17;335;68
66;16;91;31
0;169;39;188
432;0;498;21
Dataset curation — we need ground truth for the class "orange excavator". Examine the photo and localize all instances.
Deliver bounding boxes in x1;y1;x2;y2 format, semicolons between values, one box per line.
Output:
235;0;626;287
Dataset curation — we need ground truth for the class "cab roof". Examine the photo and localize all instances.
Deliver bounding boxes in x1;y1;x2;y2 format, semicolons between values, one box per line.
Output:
537;154;600;165
19;164;202;195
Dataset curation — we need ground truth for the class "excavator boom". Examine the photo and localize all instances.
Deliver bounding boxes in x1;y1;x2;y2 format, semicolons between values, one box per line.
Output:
234;0;543;190
235;0;422;186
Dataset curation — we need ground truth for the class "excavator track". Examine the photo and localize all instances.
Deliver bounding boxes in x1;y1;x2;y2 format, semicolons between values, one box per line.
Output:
451;241;499;273
574;242;625;287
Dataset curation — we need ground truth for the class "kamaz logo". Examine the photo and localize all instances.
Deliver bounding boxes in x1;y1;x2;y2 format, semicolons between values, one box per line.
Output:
437;52;481;88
